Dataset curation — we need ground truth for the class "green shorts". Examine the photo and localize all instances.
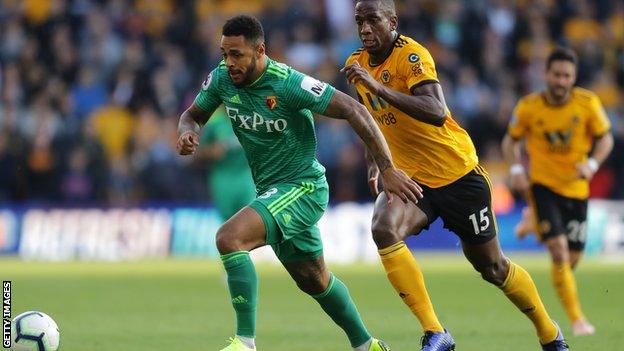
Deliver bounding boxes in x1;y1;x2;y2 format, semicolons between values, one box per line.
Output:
249;177;329;263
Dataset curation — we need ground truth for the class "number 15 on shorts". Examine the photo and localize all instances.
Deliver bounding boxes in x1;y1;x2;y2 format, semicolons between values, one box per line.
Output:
469;206;490;235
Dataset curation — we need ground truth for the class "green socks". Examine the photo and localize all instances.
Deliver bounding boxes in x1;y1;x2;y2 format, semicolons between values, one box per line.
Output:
311;274;372;347
221;251;258;338
221;253;369;347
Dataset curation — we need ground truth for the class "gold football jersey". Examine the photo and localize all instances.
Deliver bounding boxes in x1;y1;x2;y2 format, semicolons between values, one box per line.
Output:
346;34;478;188
508;88;611;199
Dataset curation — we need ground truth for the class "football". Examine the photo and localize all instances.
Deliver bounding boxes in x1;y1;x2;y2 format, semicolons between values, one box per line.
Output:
10;311;60;351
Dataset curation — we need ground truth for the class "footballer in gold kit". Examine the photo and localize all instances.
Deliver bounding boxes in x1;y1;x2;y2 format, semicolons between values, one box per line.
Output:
502;47;613;337
342;1;568;350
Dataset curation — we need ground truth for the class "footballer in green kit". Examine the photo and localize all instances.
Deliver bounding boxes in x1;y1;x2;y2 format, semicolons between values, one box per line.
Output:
177;15;421;351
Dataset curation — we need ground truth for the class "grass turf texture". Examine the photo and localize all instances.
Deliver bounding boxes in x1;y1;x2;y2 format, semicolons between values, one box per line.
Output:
2;255;622;350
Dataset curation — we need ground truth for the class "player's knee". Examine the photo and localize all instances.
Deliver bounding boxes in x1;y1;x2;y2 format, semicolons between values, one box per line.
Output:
550;250;567;265
371;221;400;249
293;271;327;295
476;259;509;286
569;254;582;269
546;238;569;265
215;226;244;254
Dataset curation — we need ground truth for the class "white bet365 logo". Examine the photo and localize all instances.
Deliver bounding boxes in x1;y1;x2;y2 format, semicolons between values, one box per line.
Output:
226;107;287;133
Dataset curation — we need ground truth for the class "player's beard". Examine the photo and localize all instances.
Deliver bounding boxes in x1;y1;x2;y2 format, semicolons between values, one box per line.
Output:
232;59;258;88
547;84;571;103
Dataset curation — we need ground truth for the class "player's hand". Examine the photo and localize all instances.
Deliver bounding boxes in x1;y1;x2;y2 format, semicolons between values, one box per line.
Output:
340;61;382;95
368;164;380;198
177;131;200;155
380;167;423;204
510;172;529;193
576;161;597;180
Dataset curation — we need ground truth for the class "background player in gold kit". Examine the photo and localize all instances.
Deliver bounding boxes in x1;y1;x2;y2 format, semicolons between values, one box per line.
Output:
341;1;569;350
502;48;614;337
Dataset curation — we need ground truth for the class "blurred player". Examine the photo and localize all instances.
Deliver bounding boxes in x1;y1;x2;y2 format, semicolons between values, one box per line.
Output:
200;107;256;221
341;1;568;350
178;15;422;351
502;48;614;336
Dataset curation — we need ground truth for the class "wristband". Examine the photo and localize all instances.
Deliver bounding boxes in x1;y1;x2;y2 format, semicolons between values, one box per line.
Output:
587;158;599;172
510;164;525;175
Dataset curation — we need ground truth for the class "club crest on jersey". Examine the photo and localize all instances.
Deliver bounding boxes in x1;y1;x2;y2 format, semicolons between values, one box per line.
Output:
266;95;277;110
201;73;212;91
408;53;420;63
381;70;391;84
571;115;580;124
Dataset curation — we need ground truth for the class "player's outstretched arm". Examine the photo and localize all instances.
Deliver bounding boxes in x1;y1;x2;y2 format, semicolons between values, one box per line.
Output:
324;89;423;203
341;62;447;126
342;84;382;197
364;148;380;197
177;103;212;156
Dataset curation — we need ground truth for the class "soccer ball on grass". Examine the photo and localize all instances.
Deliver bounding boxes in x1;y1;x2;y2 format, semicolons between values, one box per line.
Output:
10;311;60;351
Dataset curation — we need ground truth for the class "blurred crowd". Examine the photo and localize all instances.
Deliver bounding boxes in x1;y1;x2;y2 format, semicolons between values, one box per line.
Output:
0;0;623;205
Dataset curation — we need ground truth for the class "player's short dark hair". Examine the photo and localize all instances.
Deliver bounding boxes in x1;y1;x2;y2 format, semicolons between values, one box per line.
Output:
357;0;397;17
222;15;265;45
546;47;578;70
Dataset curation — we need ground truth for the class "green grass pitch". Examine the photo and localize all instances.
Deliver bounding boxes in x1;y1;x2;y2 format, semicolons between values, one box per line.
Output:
2;254;622;350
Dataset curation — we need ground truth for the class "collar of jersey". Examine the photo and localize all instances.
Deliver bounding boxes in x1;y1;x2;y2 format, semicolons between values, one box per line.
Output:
245;55;271;88
540;91;573;108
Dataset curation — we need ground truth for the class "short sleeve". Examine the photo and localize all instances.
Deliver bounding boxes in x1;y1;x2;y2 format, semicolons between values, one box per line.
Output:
282;69;336;114
398;45;439;90
587;94;611;136
508;101;530;139
194;68;222;113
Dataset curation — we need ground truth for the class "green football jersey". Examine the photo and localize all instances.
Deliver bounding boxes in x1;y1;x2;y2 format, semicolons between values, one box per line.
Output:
200;107;251;176
194;57;335;193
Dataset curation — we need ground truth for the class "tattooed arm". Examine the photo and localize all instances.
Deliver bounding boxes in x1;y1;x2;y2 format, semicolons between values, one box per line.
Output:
177;103;213;155
323;89;422;203
364;148;381;197
324;90;392;171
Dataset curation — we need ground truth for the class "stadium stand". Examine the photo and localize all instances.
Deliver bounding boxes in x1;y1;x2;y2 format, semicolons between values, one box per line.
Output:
0;0;622;204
